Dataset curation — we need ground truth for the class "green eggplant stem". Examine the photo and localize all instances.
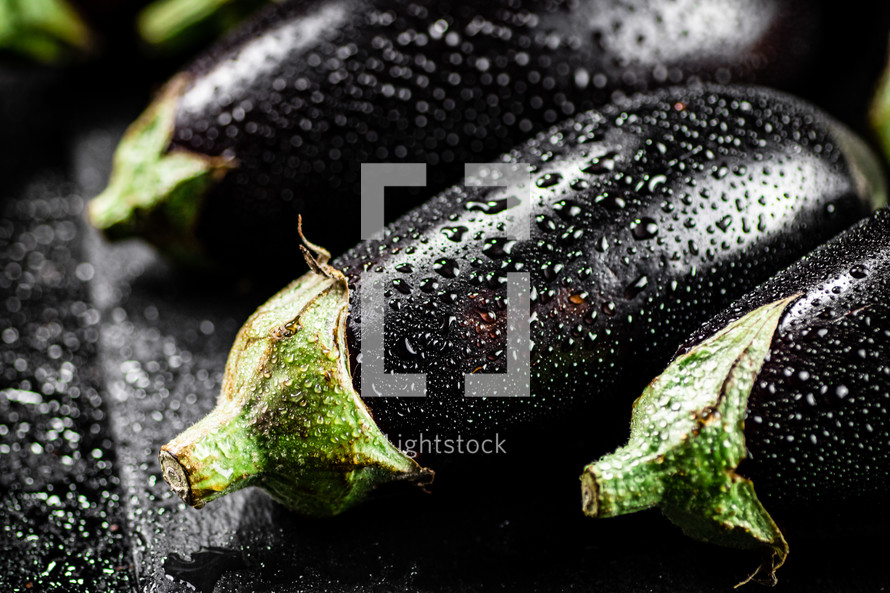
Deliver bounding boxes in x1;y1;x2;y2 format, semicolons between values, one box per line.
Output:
871;42;890;169
160;400;262;508
0;0;93;62
581;296;798;586
160;236;433;516
88;74;235;266
137;0;272;51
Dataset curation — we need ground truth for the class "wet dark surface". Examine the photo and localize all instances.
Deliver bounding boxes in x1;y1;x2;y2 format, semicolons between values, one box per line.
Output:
3;4;890;592
0;173;134;592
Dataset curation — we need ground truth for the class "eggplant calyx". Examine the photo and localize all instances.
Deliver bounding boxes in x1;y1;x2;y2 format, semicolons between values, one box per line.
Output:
88;74;234;266
0;0;93;63
137;0;268;52
870;48;890;173
298;214;342;281
581;296;797;586
160;266;433;516
829;118;888;212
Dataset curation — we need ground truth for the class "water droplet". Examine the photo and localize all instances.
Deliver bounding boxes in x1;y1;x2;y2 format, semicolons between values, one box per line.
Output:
391;278;411;294
630;217;658;240
624;275;648;299
477;309;497;323
481;237;516;259
582;152;617;174
542;262;564;281
569;292;587;304
850;264;867;279
433;258;459;278
553;199;582;220
596;193;626;210
716;215;732;232
536;214;557;232
536;173;563;188
419;277;438;293
441;225;469;242
647;174;667;192
465;197;514;215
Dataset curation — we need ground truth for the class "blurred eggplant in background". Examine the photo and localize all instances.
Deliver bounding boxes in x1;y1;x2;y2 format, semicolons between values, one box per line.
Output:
89;0;823;278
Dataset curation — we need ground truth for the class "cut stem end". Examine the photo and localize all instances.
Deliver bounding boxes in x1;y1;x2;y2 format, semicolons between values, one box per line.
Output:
580;469;599;517
159;449;197;508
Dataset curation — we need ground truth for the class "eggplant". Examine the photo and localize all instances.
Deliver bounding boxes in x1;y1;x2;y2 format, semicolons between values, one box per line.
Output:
581;208;890;584
159;85;885;517
89;0;820;275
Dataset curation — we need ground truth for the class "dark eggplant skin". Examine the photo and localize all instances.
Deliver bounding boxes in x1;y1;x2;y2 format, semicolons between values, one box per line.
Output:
578;207;890;584
98;0;820;276
328;84;884;455
159;84;883;515
675;208;890;510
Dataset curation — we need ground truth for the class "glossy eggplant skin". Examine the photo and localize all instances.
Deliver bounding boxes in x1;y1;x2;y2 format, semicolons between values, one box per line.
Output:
165;0;817;273
324;85;882;455
676;208;890;510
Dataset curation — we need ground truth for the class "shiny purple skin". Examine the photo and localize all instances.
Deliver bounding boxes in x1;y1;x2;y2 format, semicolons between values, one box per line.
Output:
169;0;818;272
679;209;890;510
326;85;879;455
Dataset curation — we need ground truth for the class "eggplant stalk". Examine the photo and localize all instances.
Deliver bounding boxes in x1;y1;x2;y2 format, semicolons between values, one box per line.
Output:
160;245;432;516
581;297;797;585
871;44;890;167
0;0;92;62
88;75;234;265
137;0;271;51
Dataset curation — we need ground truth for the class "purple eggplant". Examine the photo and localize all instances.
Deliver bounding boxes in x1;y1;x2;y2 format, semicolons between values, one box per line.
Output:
158;85;886;516
89;0;820;277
